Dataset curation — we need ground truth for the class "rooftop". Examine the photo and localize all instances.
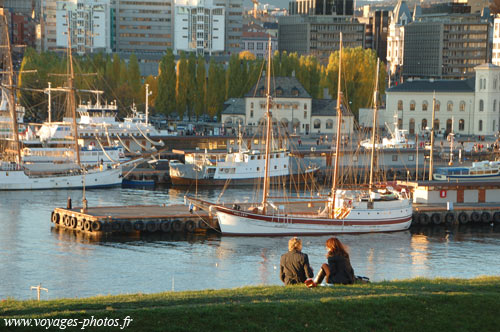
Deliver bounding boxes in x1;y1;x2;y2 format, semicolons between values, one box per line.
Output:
245;76;311;98
387;78;475;93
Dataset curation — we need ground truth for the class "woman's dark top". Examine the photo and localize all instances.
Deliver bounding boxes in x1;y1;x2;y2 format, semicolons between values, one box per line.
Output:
280;249;314;285
327;254;355;284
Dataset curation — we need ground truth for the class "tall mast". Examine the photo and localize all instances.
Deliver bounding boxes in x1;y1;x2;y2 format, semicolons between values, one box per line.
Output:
261;37;273;212
368;58;380;195
330;33;343;218
429;91;436;181
1;11;21;163
66;13;81;167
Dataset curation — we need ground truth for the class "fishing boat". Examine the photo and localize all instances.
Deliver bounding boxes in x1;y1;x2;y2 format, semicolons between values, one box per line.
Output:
360;115;415;150
433;161;500;181
190;35;412;235
169;139;318;186
0;12;122;190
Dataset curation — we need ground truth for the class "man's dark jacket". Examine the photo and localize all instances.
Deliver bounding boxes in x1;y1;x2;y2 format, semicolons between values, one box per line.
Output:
280;249;314;285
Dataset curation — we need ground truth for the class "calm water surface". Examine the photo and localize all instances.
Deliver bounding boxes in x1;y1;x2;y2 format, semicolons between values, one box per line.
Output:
1;186;500;300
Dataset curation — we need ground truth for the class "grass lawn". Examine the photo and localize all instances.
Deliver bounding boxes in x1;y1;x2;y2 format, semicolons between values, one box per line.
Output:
1;277;500;331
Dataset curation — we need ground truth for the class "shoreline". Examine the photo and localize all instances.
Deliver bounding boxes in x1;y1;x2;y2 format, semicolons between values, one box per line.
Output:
2;276;500;331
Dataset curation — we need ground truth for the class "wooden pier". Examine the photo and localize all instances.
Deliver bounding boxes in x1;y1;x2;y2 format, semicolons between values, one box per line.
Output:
51;204;218;235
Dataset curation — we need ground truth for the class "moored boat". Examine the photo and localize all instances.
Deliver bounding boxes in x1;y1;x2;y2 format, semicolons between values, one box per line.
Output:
433;160;500;181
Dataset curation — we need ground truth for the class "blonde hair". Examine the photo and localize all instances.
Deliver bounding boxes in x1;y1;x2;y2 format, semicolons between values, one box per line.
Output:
288;237;302;251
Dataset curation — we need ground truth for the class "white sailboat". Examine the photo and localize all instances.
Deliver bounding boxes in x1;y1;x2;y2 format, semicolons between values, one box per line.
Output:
192;35;412;235
0;12;122;190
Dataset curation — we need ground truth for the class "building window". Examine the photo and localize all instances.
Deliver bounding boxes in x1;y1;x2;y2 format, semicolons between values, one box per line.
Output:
304;103;307;110
410;100;415;111
447;101;453;112
248;42;254;50
435;101;440;111
479;119;483;131
422;100;428;111
250;110;254;118
479;99;484;112
459;101;466;112
303;111;307;119
392;155;398;161
459;119;465;131
409;118;415;134
397;100;403;110
422;118;427;130
256;42;263;50
326;119;333;129
434;119;440;131
314;119;321;129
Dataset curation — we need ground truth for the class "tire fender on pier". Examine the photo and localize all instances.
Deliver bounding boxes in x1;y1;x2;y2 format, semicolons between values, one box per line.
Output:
458;212;468;224
91;220;102;232
172;219;184;232
480;212;491;223
198;219;209;229
70;217;77;229
122;221;133;233
470;212;481;223
444;212;455;225
185;220;196;233
134;220;145;231
418;213;429;225
51;212;59;224
146;221;158;232
431;213;442;225
160;221;172;233
493;212;500;224
83;219;92;232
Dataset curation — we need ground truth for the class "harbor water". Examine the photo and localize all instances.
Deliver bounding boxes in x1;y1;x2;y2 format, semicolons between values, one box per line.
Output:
1;187;500;300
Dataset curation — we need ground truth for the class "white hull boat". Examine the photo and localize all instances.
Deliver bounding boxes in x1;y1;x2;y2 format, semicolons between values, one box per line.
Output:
0;163;122;190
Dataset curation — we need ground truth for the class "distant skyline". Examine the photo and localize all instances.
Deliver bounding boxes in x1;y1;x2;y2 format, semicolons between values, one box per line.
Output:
244;0;454;10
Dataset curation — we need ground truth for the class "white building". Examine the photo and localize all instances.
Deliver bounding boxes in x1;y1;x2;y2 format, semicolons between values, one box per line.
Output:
386;0;412;79
386;63;500;137
56;0;111;55
221;77;354;136
493;17;500;66
174;0;225;55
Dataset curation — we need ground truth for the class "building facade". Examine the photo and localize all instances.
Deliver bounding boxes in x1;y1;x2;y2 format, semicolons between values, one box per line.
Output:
386;0;411;79
403;14;489;79
221;76;354;136
386;64;500;137
174;0;224;55
288;0;354;16
278;15;364;62
240;31;277;59
56;0;111;55
212;0;242;55
493;17;500;66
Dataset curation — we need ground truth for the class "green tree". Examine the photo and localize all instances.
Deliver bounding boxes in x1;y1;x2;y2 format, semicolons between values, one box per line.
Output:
176;51;189;119
155;49;176;115
127;53;142;103
206;58;218;117
227;54;244;98
187;52;197;120
194;55;206;118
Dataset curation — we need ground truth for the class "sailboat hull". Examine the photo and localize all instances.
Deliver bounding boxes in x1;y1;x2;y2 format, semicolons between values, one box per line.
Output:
214;202;412;236
0;167;122;190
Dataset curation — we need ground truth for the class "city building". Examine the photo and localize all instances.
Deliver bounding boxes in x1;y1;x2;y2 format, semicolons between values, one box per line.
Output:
403;13;489;80
42;0;58;51
386;0;412;80
278;15;364;61
240;30;277;59
288;0;354;16
454;0;490;14
174;0;225;55
493;16;500;66
56;0;111;55
358;7;389;63
221;76;354;135
212;0;242;55
386;63;500;136
2;0;41;17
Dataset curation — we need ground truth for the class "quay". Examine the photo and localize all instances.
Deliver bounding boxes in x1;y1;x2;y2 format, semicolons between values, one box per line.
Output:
51;204;217;235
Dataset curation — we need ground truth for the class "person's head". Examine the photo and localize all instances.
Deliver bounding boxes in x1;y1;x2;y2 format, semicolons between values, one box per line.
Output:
288;237;302;252
325;237;349;258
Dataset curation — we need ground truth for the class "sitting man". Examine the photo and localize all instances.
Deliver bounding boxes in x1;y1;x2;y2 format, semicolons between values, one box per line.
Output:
280;237;314;285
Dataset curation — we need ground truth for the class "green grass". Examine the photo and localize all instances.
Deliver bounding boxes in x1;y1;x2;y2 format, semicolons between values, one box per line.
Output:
1;277;500;331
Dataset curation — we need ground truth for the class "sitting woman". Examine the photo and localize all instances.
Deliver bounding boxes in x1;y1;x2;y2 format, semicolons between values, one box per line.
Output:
312;237;355;286
280;237;314;285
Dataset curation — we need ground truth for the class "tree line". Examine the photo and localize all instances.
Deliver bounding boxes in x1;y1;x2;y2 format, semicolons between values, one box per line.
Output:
17;47;384;122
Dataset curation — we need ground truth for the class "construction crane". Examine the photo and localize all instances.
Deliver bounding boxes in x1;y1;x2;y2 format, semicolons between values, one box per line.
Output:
252;0;259;19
